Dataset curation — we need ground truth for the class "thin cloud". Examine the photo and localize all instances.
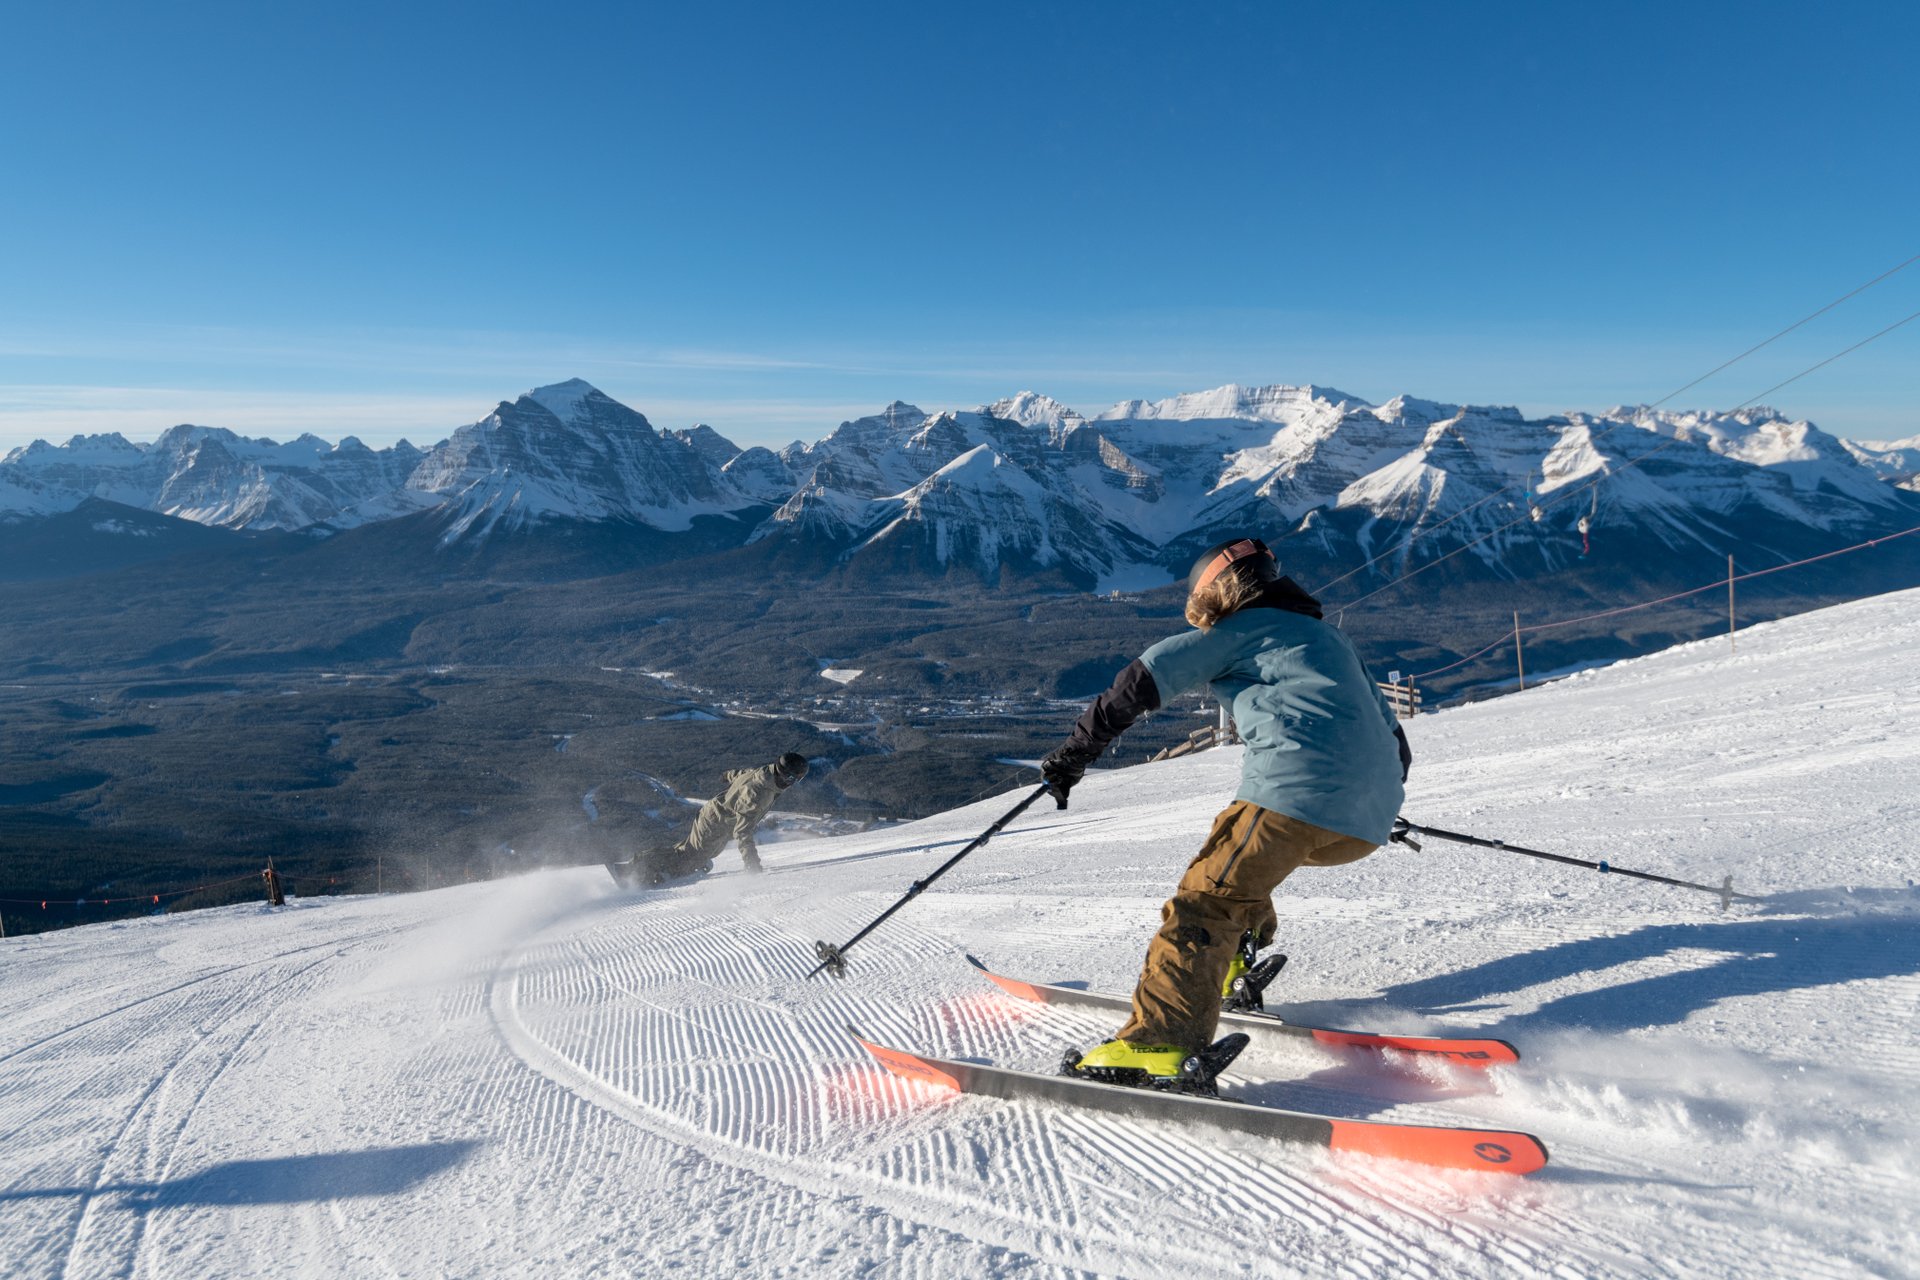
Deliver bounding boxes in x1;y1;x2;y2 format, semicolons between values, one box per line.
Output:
0;320;1201;386
0;383;888;451
0;323;847;380
0;385;486;450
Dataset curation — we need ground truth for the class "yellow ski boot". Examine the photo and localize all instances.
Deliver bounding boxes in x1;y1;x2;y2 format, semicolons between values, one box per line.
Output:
1222;931;1288;1012
1061;1035;1249;1096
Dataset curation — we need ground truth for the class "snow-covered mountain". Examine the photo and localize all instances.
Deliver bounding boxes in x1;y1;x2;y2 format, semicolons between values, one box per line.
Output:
758;403;1160;580
6;587;1916;1277
0;427;423;530
1841;433;1920;491
396;380;758;541
754;387;1919;587
5;380;1916;587
1165;396;1919;585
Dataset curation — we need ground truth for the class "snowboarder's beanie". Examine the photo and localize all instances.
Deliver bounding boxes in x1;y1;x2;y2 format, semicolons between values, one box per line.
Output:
776;752;809;784
1187;537;1278;595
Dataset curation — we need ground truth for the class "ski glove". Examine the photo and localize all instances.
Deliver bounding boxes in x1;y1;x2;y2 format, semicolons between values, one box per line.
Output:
1040;743;1097;809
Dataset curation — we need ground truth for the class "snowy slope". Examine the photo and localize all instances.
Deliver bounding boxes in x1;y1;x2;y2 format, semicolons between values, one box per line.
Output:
4;590;1919;1278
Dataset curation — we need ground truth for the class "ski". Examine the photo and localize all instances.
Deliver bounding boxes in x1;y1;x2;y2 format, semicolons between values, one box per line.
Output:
849;1026;1547;1175
966;954;1519;1067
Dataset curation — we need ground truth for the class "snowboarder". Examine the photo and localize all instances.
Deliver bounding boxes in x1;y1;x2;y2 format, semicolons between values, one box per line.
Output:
1039;537;1412;1087
615;752;810;886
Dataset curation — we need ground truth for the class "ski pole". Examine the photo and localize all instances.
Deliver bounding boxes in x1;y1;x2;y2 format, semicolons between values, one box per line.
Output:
809;784;1053;979
1390;817;1757;910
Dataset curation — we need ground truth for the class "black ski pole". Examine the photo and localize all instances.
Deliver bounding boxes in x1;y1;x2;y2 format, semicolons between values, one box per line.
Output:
809;783;1052;979
1390;817;1757;910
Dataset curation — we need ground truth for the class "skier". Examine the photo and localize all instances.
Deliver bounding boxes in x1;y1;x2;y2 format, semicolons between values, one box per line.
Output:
1039;537;1412;1088
615;752;809;886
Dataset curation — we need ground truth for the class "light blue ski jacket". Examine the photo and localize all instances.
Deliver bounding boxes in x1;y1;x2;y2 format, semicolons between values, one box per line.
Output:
1138;607;1404;845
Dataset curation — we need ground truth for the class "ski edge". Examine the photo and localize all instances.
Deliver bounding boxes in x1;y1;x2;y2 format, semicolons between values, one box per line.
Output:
847;1024;1548;1176
963;953;1520;1066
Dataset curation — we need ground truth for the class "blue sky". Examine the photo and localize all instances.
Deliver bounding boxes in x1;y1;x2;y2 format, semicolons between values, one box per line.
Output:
2;0;1915;451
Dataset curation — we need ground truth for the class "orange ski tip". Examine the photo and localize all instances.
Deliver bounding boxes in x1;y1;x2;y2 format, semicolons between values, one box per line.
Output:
1310;1029;1520;1067
849;1027;963;1092
983;970;1050;1003
1328;1121;1548;1175
966;954;1050;1003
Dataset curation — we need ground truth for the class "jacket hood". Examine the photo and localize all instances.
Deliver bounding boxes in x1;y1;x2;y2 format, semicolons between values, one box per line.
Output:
1242;575;1324;620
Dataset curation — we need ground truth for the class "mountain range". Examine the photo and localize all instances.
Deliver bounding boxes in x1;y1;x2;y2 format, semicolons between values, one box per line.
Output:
5;378;1918;592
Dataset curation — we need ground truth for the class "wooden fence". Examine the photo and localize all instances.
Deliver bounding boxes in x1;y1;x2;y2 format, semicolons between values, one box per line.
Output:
1380;678;1421;720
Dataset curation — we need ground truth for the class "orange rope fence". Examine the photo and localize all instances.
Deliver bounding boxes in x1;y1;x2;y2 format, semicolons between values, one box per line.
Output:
0;872;262;911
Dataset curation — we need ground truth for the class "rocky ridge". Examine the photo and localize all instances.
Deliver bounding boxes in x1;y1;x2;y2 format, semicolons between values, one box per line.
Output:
5;379;1916;588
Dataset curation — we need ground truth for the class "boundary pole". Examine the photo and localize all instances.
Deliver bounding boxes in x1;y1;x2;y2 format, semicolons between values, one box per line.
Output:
1729;554;1737;652
1514;611;1526;691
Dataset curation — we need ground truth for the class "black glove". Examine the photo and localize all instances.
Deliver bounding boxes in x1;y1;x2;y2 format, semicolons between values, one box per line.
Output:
1040;742;1096;809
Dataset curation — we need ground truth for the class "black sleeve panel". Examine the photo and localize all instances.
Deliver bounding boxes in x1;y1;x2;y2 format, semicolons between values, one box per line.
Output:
1394;723;1413;782
1064;659;1162;761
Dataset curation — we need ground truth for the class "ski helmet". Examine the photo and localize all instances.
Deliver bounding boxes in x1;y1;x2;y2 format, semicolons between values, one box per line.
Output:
1187;537;1279;596
774;752;809;787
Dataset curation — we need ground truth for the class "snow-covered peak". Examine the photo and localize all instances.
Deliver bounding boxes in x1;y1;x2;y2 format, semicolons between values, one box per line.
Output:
407;384;758;539
522;378;602;423
1838;434;1920;488
1614;405;1806;463
1851;432;1920;452
903;444;1047;500
3;433;146;467
1607;405;1896;505
670;424;742;467
1096;383;1364;424
0;422;429;529
987;392;1085;429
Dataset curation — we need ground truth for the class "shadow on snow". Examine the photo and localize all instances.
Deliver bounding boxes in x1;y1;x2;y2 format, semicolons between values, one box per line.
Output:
1;1140;480;1208
1366;886;1920;1038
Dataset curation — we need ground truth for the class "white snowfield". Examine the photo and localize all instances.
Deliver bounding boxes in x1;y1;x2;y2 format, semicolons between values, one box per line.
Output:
4;591;1918;1279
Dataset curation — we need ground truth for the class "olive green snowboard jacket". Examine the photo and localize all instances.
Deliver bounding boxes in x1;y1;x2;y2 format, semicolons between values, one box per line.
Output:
679;763;788;864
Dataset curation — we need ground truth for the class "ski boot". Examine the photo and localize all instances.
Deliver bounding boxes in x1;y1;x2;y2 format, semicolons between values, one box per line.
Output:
1060;1033;1251;1097
1221;931;1287;1012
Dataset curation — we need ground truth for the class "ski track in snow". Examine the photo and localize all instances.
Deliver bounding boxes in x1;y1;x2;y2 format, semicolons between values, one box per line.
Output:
4;590;1920;1277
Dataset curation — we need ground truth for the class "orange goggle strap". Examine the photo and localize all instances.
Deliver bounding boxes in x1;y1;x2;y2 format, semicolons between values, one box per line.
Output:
1192;539;1271;593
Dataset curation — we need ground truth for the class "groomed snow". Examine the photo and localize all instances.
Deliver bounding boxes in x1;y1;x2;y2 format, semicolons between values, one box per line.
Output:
4;589;1918;1278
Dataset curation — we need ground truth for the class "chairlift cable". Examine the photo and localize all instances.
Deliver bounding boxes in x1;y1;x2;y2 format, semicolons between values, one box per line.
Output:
1311;251;1920;598
1330;306;1920;614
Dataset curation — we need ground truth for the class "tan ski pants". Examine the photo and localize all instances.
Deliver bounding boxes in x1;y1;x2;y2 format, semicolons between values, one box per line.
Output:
664;799;756;873
1117;801;1376;1052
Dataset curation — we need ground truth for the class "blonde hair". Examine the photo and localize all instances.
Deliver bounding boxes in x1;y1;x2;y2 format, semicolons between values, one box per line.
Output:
1185;569;1263;630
